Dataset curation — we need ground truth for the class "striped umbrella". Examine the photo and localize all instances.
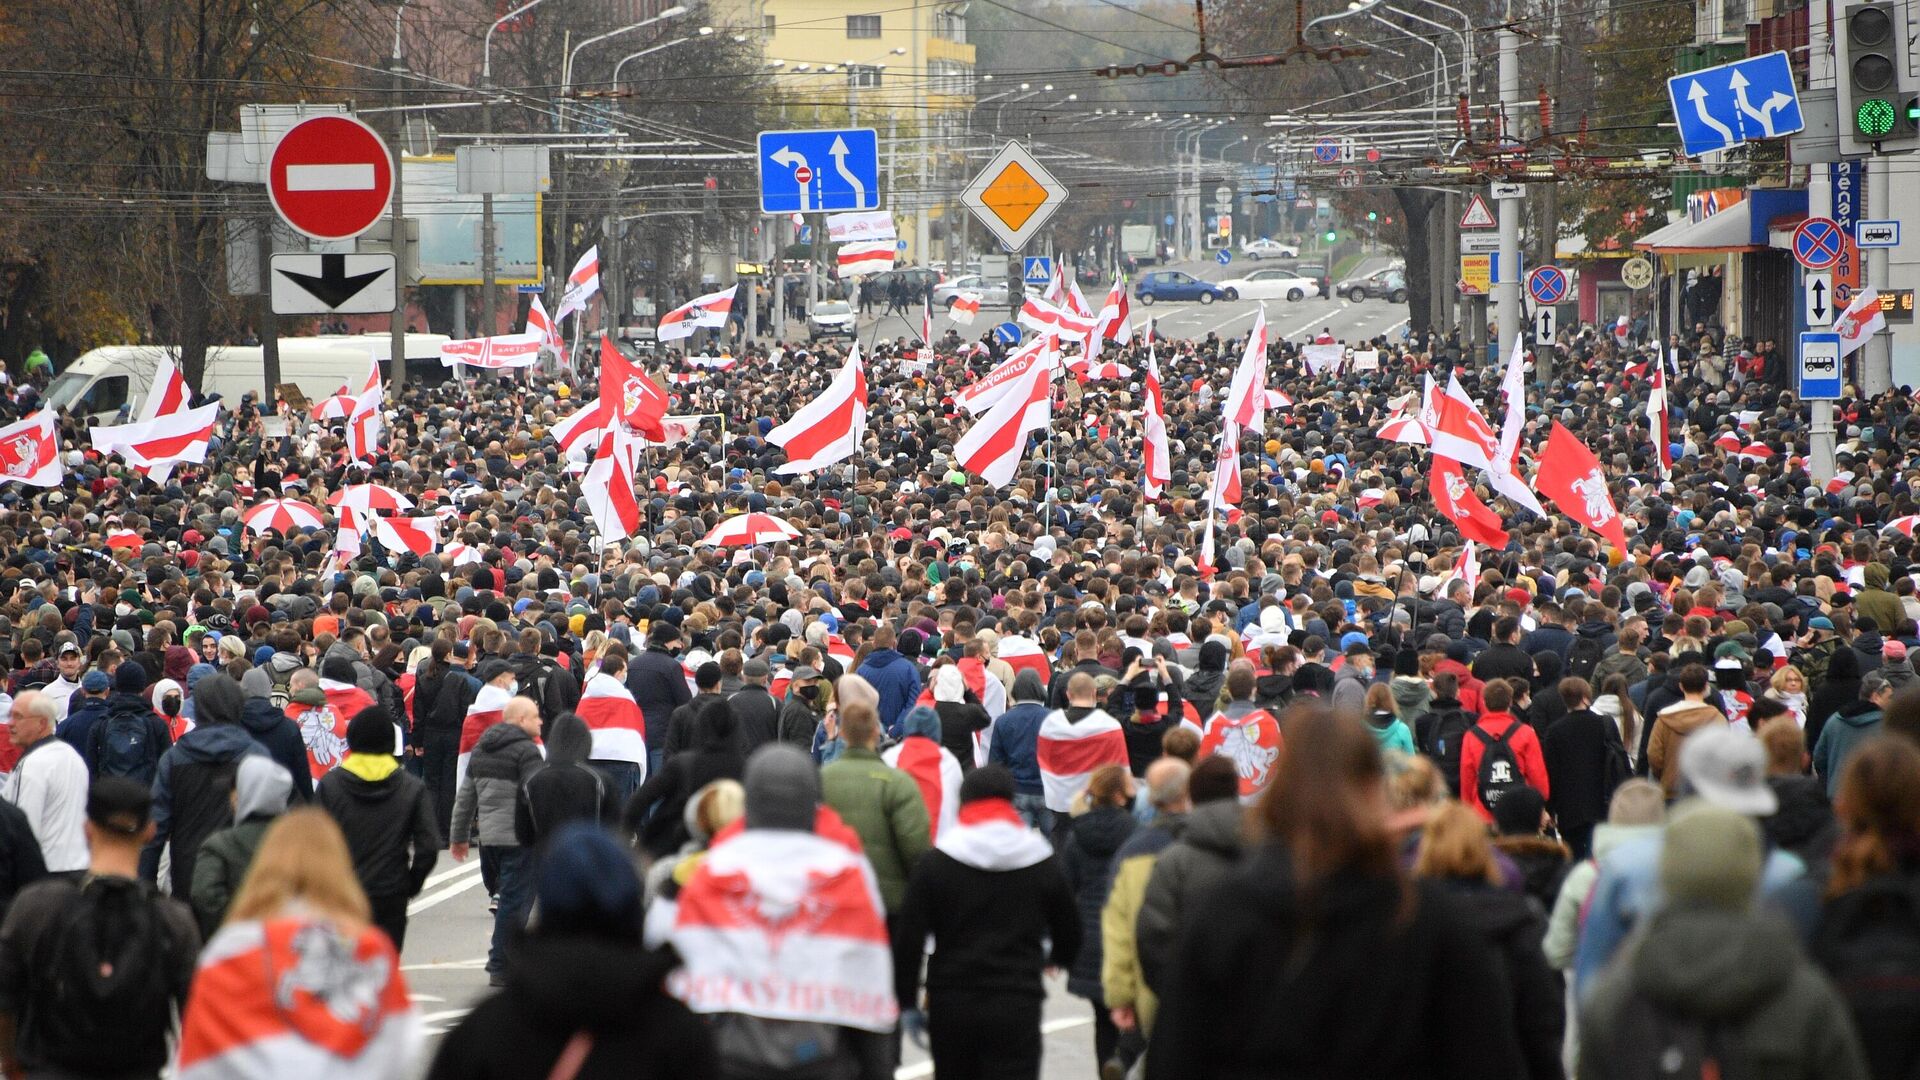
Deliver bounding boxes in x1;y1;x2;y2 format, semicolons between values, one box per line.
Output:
696;512;802;548
328;483;415;515
242;498;326;536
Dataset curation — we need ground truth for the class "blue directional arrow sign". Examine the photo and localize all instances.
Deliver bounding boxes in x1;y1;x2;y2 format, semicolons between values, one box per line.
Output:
757;128;880;214
1666;50;1804;157
1022;257;1053;285
993;322;1022;345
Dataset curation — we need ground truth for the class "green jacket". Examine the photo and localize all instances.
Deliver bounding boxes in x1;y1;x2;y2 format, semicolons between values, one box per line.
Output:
1101;813;1184;1032
820;747;930;912
190;816;273;937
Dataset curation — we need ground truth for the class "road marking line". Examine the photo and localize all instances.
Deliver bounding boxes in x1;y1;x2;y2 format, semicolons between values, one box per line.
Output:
408;870;491;916
285;163;375;191
422;859;484;891
400;958;488;972
894;1016;1092;1079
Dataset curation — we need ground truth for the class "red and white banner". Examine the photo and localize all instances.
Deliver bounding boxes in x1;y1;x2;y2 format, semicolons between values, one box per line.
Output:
956;335;1051;415
669;829;898;1033
835;240;896;279
1037;708;1129;813
600;335;669;440
955;336;1052;487
439;332;542;369
456;682;513;786
1197;708;1284;802
1836;289;1886;358
658;285;736;342
1431;456;1510;549
771;345;867;475
554;245;601;322
1018;295;1094;342
175;916;414;1080
1142;331;1171;499
576;671;648;768
526;296;567;364
996;636;1052;686
949;293;981;325
883;735;962;841
0;412;61;488
1535;421;1629;554
826;210;896;242
91;401;221;475
369;513;438;558
1221;307;1270;433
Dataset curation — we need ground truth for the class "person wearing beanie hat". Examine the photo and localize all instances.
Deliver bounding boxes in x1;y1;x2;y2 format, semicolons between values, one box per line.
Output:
53;669;114;768
1579;801;1870;1080
430;821;717;1077
316;703;439;950
141;672;267;900
892;760;1076;1079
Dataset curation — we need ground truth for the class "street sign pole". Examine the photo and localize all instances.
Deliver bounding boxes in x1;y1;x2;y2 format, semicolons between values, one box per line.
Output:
1496;27;1522;372
258;213;280;395
1863;155;1893;396
1800;330;1843;483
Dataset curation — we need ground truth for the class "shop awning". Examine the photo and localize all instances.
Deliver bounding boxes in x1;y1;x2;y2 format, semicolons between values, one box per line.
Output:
1633;200;1760;253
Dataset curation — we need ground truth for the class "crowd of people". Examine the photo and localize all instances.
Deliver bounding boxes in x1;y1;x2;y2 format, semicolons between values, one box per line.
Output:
0;296;1915;1080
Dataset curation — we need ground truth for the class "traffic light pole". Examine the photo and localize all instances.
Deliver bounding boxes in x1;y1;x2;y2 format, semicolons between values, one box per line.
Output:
1495;25;1522;368
1862;153;1894;396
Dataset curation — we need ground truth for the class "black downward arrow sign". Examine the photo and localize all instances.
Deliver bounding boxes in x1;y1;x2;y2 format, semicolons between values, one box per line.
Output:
280;254;387;309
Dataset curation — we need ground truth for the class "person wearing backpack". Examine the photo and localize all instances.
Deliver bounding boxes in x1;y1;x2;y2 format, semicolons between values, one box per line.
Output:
1415;671;1477;797
1814;735;1920;1080
89;662;172;786
0;777;201;1079
142;673;266;896
1460;678;1550;824
512;629;579;736
1579;801;1869;1080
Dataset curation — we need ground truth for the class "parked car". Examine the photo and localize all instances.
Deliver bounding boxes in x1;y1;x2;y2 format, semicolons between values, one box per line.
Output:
808;300;858;340
933;274;1009;308
1336;267;1409;303
1134;270;1228;305
1242;237;1300;260
1217;268;1321;302
870;266;943;298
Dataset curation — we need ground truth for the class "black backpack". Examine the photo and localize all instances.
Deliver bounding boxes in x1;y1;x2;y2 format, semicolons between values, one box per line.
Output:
90;709;160;785
515;656;570;725
1424;707;1475;794
27;877;180;1075
1815;875;1920;1078
1468;721;1526;811
1567;636;1605;683
1608;985;1727;1080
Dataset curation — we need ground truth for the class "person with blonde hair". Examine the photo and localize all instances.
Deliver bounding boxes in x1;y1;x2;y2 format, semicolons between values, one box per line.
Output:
174;808;419;1078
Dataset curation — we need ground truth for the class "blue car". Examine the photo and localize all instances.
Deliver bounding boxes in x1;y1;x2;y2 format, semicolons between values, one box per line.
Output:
1134;270;1227;305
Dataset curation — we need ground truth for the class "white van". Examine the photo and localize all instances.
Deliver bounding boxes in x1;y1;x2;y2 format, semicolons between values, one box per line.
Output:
44;333;451;425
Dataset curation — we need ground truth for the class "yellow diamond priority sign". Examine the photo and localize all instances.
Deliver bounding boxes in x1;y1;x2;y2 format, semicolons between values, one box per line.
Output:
962;141;1068;251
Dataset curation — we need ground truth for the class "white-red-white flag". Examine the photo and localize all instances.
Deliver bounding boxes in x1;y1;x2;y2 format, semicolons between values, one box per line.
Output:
1836;289;1886;358
949;293;981;326
552;398;610;455
90;401;221;475
1484;338;1548;517
1036;707;1129;813
1142;325;1171;499
1221;306;1270;433
955;336;1053;487
1420;373;1499;472
369;514;439;558
1441;541;1481;596
1647;351;1673;479
657;286;736;342
344;387;382;463
554;246;601;322
0;411;61;488
1084;274;1133;363
956;335;1050;415
1017;295;1094;342
576;671;648;770
583;423;644;541
526;296;567;364
835;241;895;279
770;344;867;475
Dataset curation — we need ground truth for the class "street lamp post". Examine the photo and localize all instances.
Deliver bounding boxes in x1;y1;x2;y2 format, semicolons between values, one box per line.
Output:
479;0;562;339
388;0;412;388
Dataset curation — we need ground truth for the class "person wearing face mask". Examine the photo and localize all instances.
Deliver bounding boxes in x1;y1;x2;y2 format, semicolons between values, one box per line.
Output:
150;678;188;742
777;666;833;750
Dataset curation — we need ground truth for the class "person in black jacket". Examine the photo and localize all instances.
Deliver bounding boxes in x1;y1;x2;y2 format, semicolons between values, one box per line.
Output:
1058;765;1137;1076
236;670;314;804
661;662;725;761
1473;616;1536;684
141;673;260;893
418;642;480;844
518;713;622;850
1148;705;1524;1080
893;765;1079;1080
929;664;990;773
1540;676;1628;860
318;707;440;950
1414;801;1565;1080
726;658;781;752
0;798;44;921
426;822;716;1080
624;623;691;799
623;701;746;858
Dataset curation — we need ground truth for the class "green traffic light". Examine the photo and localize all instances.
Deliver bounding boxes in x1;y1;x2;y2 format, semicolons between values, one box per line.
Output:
1858;98;1897;138
1367;211;1377;221
1323;230;1337;242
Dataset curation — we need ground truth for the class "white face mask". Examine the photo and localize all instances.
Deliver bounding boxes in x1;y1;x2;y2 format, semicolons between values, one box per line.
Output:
507;681;519;696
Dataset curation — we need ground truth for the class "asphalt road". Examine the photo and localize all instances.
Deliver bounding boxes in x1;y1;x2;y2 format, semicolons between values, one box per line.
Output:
399;854;1101;1078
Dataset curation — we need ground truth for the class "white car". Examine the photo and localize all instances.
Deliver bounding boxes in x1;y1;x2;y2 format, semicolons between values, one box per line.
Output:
1217;268;1321;301
933;273;1009;307
1242;238;1300;260
808;300;857;340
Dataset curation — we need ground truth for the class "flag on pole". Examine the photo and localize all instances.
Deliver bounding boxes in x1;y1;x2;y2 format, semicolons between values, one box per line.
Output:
1430;456;1510;548
1646;350;1673;479
956;335;1050;415
554;246;601;322
656;286;737;342
1534;421;1629;554
770;344;867;475
949;293;981;325
1017;295;1094;342
1221;306;1270;433
1836;289;1886;358
1441;541;1481;596
369;514;439;558
1483;338;1548;517
583;424;644;542
921;299;933;347
955;336;1053;487
526;296;567;364
1420;373;1499;472
0;411;61;488
91;402;222;477
600;335;668;440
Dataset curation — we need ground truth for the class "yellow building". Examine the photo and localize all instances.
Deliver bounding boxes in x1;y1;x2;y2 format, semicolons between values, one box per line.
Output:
721;0;978;264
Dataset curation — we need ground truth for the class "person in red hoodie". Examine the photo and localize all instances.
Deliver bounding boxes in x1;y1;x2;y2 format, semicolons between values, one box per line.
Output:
1458;678;1549;823
1423;635;1483;715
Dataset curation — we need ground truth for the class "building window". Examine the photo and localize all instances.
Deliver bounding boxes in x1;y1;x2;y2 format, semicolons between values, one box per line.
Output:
847;64;884;88
936;7;968;43
929;60;974;97
847;14;881;38
762;13;775;35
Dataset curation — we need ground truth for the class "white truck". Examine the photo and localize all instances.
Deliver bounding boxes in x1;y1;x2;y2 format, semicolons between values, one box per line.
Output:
1121;224;1160;266
43;333;450;425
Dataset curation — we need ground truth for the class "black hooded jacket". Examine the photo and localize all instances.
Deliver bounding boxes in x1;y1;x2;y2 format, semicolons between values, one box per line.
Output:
518;714;622;849
624;703;747;857
239;692;314;803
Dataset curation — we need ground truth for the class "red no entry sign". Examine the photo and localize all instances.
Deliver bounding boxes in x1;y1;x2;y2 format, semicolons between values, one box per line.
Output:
267;115;394;241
